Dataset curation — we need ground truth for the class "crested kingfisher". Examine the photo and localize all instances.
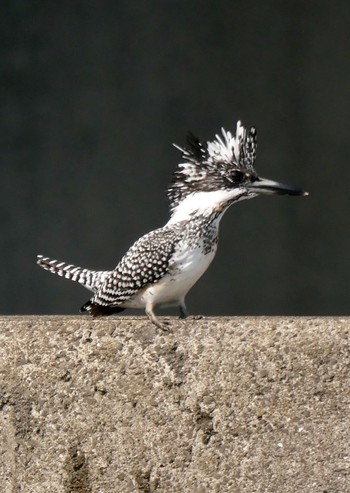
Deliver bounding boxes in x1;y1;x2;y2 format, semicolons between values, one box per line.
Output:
37;121;308;329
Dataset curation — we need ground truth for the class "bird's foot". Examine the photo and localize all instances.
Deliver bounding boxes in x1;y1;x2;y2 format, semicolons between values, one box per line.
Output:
179;305;189;320
152;318;172;332
186;315;203;321
146;307;171;331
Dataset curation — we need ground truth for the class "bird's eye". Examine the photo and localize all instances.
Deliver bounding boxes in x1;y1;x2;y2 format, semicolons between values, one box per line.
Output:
231;170;245;183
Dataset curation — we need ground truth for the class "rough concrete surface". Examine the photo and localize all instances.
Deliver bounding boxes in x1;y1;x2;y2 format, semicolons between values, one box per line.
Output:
0;316;349;493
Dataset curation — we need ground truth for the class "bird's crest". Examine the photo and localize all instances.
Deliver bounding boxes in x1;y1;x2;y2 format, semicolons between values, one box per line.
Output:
168;121;258;211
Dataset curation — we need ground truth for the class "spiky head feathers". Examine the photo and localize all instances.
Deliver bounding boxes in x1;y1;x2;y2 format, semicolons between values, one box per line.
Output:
168;121;258;212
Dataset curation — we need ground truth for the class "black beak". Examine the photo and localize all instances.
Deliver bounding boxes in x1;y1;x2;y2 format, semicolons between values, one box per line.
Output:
247;177;308;196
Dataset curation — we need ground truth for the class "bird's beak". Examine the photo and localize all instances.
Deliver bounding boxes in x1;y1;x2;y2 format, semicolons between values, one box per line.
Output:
247;177;309;196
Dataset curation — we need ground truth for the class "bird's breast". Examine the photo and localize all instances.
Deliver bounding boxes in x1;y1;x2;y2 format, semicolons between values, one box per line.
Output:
123;242;217;309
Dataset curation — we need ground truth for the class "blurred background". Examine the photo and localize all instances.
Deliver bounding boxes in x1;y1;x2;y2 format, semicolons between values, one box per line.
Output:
1;1;349;317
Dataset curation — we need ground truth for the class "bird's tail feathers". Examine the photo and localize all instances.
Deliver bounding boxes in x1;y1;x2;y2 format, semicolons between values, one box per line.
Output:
36;255;110;293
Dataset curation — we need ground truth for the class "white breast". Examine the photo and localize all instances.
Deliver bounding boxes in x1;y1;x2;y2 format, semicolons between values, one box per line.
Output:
123;243;217;309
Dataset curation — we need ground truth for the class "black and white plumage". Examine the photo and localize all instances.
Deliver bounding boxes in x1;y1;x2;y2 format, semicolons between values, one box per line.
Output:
37;121;308;329
168;123;257;211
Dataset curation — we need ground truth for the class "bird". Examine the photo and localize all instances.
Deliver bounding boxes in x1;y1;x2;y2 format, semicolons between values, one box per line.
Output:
37;120;308;329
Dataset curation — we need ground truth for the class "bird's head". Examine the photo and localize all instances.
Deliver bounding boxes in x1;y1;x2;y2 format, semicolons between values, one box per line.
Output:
167;121;308;221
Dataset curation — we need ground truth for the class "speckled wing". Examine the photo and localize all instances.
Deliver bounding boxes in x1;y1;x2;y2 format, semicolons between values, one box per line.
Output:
90;227;178;307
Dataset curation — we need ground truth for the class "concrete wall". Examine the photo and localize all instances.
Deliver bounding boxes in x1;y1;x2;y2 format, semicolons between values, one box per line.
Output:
0;316;349;492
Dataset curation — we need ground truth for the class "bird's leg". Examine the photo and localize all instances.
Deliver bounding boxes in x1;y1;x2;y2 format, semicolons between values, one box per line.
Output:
145;303;170;331
179;299;189;319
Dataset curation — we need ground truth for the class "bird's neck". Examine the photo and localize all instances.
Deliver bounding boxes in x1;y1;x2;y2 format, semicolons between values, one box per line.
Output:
166;189;242;226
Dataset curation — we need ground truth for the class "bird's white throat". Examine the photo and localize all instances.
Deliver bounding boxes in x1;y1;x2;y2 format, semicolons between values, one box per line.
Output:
167;189;247;225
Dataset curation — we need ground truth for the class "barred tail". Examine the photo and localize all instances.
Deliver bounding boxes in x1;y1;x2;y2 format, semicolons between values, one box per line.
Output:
36;255;110;293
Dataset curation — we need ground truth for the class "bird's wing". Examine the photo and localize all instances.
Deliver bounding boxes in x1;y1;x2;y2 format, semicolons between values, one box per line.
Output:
91;227;178;307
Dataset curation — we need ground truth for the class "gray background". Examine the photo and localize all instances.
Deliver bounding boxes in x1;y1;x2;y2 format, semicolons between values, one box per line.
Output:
1;1;349;316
